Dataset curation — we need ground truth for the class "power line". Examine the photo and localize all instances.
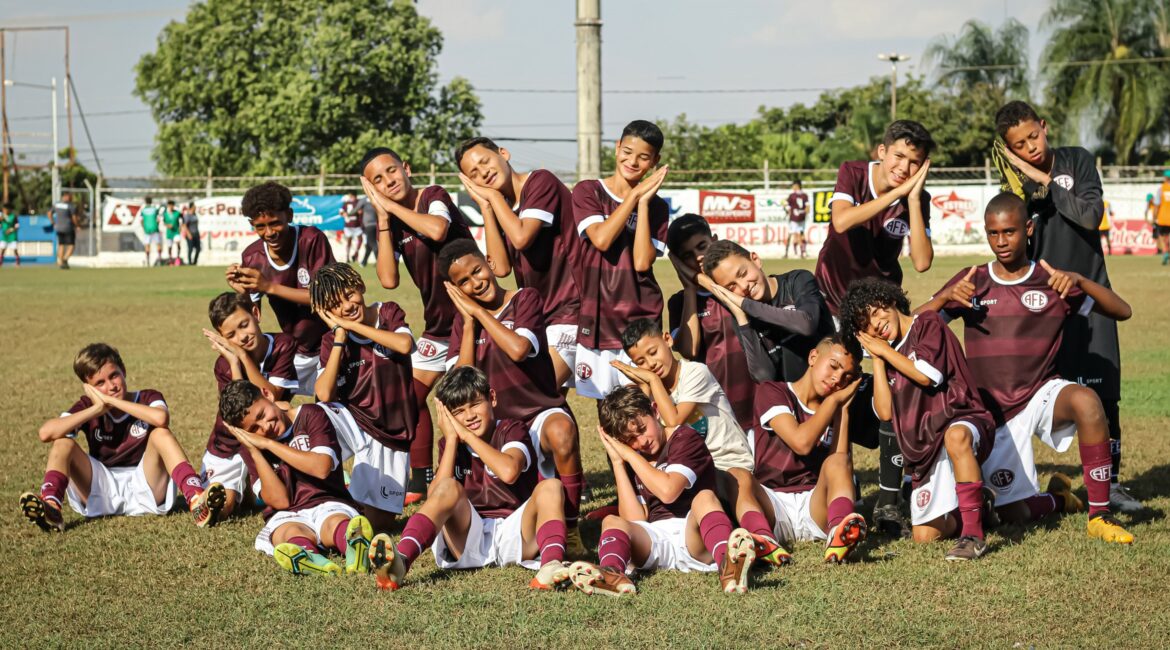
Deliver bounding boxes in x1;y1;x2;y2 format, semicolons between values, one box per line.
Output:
7;108;149;122
478;86;840;95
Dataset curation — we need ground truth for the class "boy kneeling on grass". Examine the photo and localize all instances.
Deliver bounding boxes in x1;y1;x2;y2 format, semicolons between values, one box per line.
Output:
219;380;373;576
571;386;756;596
369;366;571;592
20;343;225;532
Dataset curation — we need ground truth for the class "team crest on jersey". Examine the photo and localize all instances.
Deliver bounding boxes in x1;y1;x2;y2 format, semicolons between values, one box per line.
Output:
1089;465;1111;482
297;267;311;286
916;489;932;509
1020;290;1049;312
129;420;149;439
289;434;311;452
502;320;515;331
1052;174;1074;190
374;343;394;358
988;469;1014;489
883;218;910;238
417;339;438;359
576;363;593;380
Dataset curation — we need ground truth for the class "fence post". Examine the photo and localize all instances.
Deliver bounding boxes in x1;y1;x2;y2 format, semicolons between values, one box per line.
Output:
763;159;770;190
984;157;991;183
205;167;213;198
430;163;436;187
84;178;95;258
318;162;326;196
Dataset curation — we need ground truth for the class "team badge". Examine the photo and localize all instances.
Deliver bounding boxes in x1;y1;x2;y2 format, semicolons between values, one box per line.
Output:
916;489;932;509
883;218;910;237
1052;174;1075;190
1020;290;1049;312
1089;465;1111;482
502;320;515;331
988;469;1015;489
417;339;438;359
297;267;311;286
129;420;149;439
576;363;593;380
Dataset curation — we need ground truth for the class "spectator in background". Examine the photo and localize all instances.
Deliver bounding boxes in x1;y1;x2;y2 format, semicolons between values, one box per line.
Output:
0;202;19;267
163;200;184;262
358;193;379;266
139;197;164;267
50;192;80;270
182;201;201;266
785;180;809;259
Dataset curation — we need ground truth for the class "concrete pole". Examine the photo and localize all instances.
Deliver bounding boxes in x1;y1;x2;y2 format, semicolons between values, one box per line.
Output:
51;77;60;204
576;0;601;181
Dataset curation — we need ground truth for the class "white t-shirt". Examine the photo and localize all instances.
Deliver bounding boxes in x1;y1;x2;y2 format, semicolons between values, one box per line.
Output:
670;359;754;471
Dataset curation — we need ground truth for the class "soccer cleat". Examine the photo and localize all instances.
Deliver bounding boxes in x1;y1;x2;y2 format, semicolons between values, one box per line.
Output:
369;533;407;591
718;528;756;594
344;516;373;574
565;526;587;558
273;542;342;576
1087;514;1135;545
944;536;988;561
981;486;1001;529
189;482;226;528
584;501;620;522
1108;483;1144;514
1046;473;1084;513
403;492;424;506
824;512;867;564
749;533;792;567
19;492;65;533
873;503;910;539
568;561;636;597
529;560;572;591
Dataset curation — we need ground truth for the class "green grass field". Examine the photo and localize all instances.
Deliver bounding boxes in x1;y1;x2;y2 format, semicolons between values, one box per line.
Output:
2;255;1168;648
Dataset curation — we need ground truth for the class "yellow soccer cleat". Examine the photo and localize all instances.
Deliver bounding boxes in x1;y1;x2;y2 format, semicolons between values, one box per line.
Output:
1087;514;1134;545
1045;473;1084;513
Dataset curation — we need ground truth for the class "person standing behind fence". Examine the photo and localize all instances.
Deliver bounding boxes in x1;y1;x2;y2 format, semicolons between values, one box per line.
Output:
182;202;201;266
139;197;163;267
163;200;184;263
785;181;809;259
1;202;19;267
358;194;379;266
50;192;80;270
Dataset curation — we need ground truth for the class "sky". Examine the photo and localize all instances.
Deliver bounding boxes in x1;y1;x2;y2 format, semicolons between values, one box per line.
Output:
0;0;1050;178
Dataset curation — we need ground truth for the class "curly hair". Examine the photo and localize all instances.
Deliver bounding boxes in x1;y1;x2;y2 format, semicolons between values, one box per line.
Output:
437;238;485;279
995;101;1042;139
241;181;293;220
219;379;261;426
309;262;365;313
837;277;911;337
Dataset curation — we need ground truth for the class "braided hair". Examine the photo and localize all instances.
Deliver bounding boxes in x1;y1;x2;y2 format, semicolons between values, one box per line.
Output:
309;262;365;314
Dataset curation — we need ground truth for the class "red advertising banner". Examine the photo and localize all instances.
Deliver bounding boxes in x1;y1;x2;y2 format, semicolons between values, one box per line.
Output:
699;190;755;223
1107;219;1158;255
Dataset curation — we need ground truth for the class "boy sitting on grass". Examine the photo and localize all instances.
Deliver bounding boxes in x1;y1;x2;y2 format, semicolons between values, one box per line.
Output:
368;366;570;592
20;343;224;532
219;380;372;576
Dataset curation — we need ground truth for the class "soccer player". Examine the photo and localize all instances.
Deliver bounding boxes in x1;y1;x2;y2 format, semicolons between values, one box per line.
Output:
227;181;335;396
1152;169;1170;264
312;262;417;531
570;120;671;398
455;137;582;388
700;239;835;383
163;199;183;262
785;180;809;259
1098;199;1113;256
1;202;19;267
917;193;1135;544
50;192;80;270
665;215;754;433
438;239;585;552
341;191;363;263
995;100;1140;512
182;202;201;266
138;196;163;267
218;380;373;576
359;146;475;503
368;367;571;591
741;335;870;563
571;387;756;595
839;278;995;561
19;343;225;532
199;291;300;518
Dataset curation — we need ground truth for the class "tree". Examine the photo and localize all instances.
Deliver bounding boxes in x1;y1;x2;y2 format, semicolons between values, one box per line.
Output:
134;0;483;177
7;148;97;216
924;19;1031;98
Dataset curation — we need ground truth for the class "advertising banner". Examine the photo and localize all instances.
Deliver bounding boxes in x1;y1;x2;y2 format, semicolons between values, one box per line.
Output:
698;190;755;223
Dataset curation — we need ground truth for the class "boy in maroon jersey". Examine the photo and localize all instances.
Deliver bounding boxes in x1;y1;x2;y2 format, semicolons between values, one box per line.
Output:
341;191;363;263
571;387;757;596
198;292;299;518
785;180;809;259
368;367;571;591
360;147;476;504
227;181;335;396
437;239;585;554
455;137;582;389
916;193;1134;543
571;120;671;399
665;215;754;433
839;279;994;561
738;336;870;563
311;263;418;532
218;380;374;576
20;343;225;532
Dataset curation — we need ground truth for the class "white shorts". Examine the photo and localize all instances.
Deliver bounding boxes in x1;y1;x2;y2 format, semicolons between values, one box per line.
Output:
573;346;633;399
789;221;806;234
0;240;16;251
631;516;717;573
528;407;572;479
763;487;826;544
293;353;320;396
66;455;176;518
411;336;450;373
910;421;981;526
546;324;578;388
169;233;183;244
254;500;360;556
343;227;362;240
432;499;539;570
320;403;409;514
143;232;163;246
200;450;248;495
982;378;1078;506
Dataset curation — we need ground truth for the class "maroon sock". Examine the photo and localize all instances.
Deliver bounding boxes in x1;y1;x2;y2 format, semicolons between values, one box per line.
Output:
739;510;772;539
398;513;438;571
560;473;583;527
1080;441;1112;517
536;520;567;565
698;511;733;566
41;470;69;507
1023;494;1058;521
955;481;985;540
827;496;854;530
288;536;321;554
171;462;203;502
409;379;434;475
332;518;350;551
597;528;631;573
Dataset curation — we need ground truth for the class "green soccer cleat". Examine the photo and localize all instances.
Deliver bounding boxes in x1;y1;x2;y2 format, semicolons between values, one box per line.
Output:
274;542;342;576
345;515;373;575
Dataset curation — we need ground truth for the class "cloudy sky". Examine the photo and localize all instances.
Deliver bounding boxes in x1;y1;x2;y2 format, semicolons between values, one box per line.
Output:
0;0;1049;177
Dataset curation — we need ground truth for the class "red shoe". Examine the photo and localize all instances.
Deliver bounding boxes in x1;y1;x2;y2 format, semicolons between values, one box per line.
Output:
584;502;619;522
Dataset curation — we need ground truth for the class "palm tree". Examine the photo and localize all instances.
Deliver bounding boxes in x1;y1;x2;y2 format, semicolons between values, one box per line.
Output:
924;18;1031;98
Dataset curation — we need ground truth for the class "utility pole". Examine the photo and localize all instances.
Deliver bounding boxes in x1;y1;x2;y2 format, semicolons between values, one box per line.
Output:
878;52;910;120
1;31;8;205
576;0;601;181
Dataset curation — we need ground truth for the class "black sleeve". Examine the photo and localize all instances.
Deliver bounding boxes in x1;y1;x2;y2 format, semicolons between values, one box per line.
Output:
739;271;821;337
733;321;778;383
1049;149;1104;231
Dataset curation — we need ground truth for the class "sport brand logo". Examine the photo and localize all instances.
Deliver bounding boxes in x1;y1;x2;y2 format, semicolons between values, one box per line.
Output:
988;469;1015;488
297;267;311;286
883;218;910;238
1021;290;1049;312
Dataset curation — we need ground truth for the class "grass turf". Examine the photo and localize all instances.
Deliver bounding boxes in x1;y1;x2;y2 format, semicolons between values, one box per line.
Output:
1;255;1167;648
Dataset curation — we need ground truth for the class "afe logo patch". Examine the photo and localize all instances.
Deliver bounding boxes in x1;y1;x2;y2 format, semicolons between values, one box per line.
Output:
1021;290;1049;312
129;420;149;439
989;469;1015;489
1089;465;1112;482
297;267;311;286
417;339;438;358
883;218;910;238
1053;174;1075;190
916;489;932;509
576;363;593;380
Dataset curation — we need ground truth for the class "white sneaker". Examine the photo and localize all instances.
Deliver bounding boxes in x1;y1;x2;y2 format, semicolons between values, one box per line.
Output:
1109;483;1144;514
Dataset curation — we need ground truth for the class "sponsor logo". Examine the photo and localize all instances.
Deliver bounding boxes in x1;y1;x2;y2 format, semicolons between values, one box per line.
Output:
988;469;1015;488
931;191;977;220
1089;465;1112;482
883;218;910;238
297;267;311;286
129;421;149;439
401;235;414;246
699;191;755;223
969;297;998;310
1053;174;1075;190
417;339;438;359
576;363;593;380
92;427;109;443
381;486;392;499
916;489;932;509
1021;290;1049;312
